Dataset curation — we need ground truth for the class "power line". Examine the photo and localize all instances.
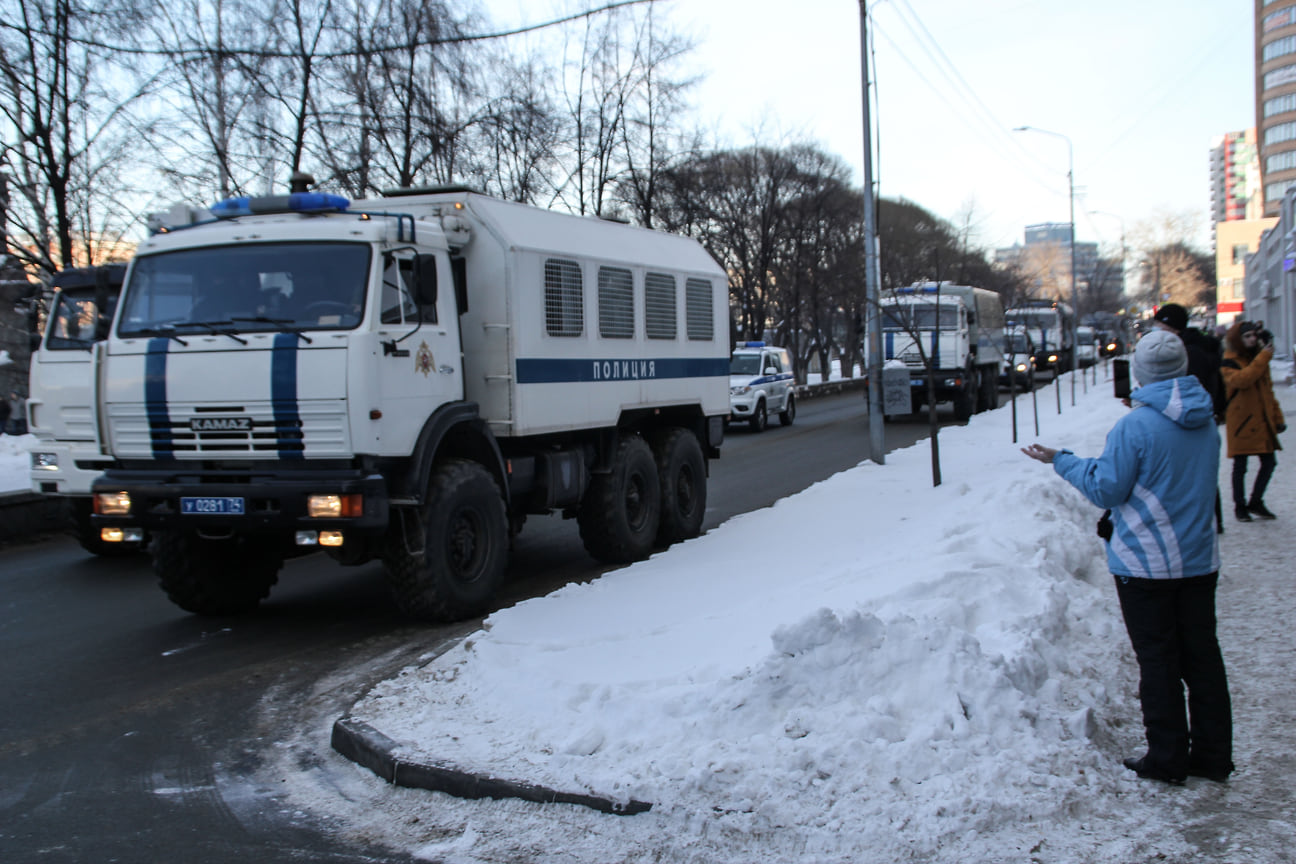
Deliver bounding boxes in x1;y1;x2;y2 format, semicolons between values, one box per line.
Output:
0;0;660;61
866;8;1064;204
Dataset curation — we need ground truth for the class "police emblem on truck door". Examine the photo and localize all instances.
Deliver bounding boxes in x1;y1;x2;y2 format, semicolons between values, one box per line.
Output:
415;341;434;376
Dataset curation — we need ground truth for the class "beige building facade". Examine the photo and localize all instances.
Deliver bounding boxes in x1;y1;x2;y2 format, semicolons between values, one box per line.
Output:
1217;217;1279;324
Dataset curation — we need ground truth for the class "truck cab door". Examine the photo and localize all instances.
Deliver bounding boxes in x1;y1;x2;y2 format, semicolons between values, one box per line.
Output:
376;251;464;421
27;289;112;444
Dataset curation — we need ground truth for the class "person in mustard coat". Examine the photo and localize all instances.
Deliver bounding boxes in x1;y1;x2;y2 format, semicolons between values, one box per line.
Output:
1221;321;1286;521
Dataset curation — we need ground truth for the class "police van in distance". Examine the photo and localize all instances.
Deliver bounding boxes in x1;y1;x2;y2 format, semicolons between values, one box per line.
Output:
729;342;795;432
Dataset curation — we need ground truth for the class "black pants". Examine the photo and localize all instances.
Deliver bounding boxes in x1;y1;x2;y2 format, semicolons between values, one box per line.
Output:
1232;452;1276;508
1113;573;1232;778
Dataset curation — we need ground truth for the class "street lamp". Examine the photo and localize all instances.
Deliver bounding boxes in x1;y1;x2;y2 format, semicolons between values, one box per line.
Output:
1014;125;1078;407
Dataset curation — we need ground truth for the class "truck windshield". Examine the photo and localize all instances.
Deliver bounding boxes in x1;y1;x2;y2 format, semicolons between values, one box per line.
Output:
46;290;118;350
1008;310;1058;329
730;355;762;376
881;305;959;331
1006;333;1032;353
117;242;371;337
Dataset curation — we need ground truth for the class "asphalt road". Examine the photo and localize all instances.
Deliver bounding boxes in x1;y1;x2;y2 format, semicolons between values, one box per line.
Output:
0;390;955;863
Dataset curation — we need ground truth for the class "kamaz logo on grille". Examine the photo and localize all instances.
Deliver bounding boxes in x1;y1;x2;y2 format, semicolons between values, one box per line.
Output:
190;417;252;432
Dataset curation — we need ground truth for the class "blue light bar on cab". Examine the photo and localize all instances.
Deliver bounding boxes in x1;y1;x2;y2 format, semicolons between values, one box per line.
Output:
210;192;351;218
741;341;765;348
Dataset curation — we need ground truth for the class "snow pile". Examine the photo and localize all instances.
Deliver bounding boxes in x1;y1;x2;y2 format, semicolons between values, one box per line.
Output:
346;371;1219;861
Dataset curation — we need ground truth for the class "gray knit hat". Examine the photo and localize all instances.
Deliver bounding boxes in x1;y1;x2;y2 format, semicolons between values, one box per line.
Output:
1132;328;1188;385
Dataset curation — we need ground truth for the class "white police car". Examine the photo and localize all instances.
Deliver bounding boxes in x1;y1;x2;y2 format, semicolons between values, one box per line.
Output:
729;342;796;432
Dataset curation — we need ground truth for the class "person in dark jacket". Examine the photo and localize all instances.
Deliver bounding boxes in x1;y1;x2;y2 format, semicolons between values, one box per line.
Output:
1022;329;1232;785
0;392;11;435
1221;320;1286;521
1152;304;1225;419
1152;304;1227;532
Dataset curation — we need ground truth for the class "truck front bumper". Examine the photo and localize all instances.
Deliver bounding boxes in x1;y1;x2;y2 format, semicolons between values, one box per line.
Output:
90;467;390;537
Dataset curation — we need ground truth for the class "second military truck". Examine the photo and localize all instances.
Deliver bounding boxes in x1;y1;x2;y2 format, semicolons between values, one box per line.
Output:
91;185;731;621
879;282;1005;420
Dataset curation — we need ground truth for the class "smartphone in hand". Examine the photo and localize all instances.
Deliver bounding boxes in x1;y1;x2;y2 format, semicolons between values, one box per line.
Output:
1113;357;1130;398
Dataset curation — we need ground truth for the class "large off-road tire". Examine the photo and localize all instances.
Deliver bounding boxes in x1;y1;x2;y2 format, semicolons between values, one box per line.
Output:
953;373;976;421
382;459;509;622
154;530;281;615
976;367;998;413
779;393;797;426
748;399;768;433
578;435;661;564
653;428;707;547
68;497;146;557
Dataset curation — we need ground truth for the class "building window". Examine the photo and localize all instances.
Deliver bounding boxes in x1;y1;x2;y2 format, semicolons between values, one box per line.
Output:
1264;34;1296;63
597;266;634;339
644;273;677;340
1265;120;1296;146
1266;179;1296;205
685;278;714;341
1232;244;1250;265
1265;63;1296;90
1265;8;1296;31
544;258;583;337
1265;92;1296;118
1268;149;1296;174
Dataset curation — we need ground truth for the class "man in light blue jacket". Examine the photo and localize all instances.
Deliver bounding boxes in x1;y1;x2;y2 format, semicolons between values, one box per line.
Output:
1023;328;1231;785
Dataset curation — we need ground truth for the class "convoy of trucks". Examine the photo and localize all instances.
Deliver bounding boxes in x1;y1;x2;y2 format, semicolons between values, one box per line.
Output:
46;185;730;621
879;282;1006;421
22;176;1124;621
1005;300;1075;377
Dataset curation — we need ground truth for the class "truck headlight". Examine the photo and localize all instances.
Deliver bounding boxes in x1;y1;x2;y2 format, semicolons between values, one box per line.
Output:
94;491;132;515
1048;354;1058;363
31;452;59;470
730;385;750;395
307;493;363;518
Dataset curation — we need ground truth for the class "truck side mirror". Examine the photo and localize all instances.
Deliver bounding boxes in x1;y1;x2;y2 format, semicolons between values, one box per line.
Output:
94;315;111;341
29;331;43;351
414;254;438;306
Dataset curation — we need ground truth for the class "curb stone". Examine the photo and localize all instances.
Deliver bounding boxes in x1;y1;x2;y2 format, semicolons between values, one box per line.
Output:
331;716;652;816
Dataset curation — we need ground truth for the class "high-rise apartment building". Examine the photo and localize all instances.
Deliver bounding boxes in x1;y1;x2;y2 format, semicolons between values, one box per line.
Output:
1211;128;1275;323
1210;129;1263;225
1257;0;1296;216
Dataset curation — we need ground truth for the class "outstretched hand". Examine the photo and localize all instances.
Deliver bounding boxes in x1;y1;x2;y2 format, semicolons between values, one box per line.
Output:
1021;444;1058;464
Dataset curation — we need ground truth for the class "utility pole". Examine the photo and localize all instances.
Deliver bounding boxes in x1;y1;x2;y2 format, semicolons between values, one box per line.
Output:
860;1;885;464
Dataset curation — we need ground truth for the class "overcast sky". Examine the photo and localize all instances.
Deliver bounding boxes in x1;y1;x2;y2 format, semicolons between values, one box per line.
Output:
485;0;1254;255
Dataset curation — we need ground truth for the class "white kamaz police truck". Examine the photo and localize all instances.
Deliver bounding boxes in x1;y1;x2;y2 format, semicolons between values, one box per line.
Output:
879;282;1005;420
26;264;148;555
90;186;730;621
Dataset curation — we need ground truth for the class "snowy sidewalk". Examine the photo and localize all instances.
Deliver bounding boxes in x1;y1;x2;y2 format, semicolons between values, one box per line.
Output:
305;369;1296;863
1176;387;1296;859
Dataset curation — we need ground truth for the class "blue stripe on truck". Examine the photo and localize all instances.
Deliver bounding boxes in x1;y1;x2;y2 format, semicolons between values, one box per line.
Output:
145;338;173;457
515;357;729;384
271;333;303;460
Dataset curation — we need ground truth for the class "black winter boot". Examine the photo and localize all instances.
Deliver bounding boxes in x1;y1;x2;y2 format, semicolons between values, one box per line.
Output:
1235;506;1253;522
1248;501;1276;519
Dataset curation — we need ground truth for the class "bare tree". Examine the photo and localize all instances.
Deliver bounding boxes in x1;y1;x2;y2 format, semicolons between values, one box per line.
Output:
469;51;562;203
0;0;150;271
146;0;280;198
613;5;696;228
1128;210;1214;313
